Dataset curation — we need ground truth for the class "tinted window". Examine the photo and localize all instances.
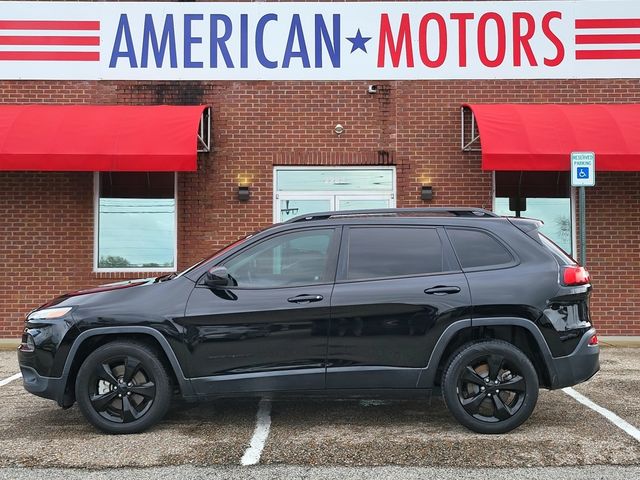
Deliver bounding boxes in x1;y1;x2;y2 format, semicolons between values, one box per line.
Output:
347;227;443;280
224;229;335;288
448;229;513;269
539;233;575;266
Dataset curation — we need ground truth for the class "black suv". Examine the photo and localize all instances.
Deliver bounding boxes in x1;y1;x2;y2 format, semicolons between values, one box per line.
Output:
17;208;599;434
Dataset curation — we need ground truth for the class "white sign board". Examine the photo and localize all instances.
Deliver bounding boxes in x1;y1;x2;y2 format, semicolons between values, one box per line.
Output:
1;1;640;80
571;152;596;187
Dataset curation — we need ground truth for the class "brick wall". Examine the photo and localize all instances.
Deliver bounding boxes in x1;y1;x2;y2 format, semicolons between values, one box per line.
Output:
1;78;639;336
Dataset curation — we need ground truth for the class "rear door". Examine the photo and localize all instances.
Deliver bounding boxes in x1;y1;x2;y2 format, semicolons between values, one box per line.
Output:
327;225;472;389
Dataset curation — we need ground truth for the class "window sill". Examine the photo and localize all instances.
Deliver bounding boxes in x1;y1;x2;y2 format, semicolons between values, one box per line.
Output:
93;268;177;274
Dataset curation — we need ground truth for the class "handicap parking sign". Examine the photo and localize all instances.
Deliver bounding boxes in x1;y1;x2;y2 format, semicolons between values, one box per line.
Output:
571;152;595;187
577;167;590;179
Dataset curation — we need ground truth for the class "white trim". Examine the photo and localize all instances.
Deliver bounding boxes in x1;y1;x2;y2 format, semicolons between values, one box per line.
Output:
491;171;496;212
93;172;178;273
272;166;397;223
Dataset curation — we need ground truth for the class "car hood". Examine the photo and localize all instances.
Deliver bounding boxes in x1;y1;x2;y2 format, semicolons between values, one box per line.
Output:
39;277;158;309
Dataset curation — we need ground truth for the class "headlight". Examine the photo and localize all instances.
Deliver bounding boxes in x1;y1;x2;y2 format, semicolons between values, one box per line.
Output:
27;307;73;320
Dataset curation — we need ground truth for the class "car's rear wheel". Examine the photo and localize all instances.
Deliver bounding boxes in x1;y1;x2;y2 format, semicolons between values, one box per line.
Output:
442;340;538;434
75;341;171;434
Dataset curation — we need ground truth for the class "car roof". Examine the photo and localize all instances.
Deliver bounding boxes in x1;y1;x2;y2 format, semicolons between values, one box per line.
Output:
285;207;497;224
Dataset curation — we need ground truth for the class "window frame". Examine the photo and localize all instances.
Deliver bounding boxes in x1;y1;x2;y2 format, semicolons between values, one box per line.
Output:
209;226;342;290
335;225;460;283
93;172;178;273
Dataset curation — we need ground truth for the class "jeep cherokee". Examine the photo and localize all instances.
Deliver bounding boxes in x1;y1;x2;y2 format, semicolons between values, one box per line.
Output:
17;208;599;434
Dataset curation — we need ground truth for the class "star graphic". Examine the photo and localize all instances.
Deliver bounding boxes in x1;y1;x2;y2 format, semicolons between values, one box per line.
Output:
346;29;372;54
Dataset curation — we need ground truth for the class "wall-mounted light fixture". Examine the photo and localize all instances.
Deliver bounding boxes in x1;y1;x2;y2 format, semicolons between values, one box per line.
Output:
421;185;433;201
334;124;345;136
238;185;250;201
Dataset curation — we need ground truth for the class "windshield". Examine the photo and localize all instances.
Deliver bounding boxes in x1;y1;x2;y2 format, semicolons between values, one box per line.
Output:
175;235;252;278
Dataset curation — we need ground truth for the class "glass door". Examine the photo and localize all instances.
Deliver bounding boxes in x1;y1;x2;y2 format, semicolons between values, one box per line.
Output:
274;167;397;223
277;196;333;222
336;196;393;211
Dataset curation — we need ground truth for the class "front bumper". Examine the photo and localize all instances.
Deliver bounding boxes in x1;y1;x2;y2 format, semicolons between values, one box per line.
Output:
19;365;69;407
17;316;78;407
548;327;600;389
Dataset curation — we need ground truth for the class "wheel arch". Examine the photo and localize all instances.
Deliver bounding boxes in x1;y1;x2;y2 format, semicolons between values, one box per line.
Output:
60;327;193;407
417;318;557;389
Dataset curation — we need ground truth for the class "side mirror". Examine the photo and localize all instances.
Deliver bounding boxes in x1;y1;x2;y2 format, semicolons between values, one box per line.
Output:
204;266;231;288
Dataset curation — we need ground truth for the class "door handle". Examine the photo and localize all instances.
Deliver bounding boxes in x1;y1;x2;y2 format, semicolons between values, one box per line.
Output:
424;286;461;296
287;294;324;303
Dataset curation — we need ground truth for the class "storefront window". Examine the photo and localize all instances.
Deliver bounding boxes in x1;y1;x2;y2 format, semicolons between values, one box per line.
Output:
274;168;396;222
95;172;176;271
494;172;574;255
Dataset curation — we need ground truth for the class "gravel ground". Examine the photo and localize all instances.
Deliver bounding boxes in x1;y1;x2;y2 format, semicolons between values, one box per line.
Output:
1;465;640;480
0;348;638;469
0;351;17;378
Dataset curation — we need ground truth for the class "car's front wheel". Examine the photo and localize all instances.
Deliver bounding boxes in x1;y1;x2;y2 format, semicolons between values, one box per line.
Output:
442;340;539;434
75;341;171;434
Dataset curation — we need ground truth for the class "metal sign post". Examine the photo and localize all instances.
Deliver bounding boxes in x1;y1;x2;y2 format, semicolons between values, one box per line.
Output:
571;152;595;266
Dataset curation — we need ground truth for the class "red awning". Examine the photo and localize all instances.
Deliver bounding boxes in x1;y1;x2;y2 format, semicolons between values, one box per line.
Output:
463;104;640;171
0;105;209;171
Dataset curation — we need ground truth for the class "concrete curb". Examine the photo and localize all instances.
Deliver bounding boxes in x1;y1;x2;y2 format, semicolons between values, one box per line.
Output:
1;336;639;351
599;336;640;348
0;339;19;351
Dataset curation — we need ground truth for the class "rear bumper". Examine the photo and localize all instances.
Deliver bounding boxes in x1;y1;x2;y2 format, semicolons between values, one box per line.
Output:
19;365;67;407
547;327;600;389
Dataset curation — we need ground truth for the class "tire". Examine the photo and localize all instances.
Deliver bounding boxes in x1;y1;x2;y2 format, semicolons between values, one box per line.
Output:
441;340;539;434
75;341;172;434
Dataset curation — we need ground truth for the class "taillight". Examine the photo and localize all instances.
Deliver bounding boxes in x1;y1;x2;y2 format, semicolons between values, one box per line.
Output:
562;266;591;286
588;334;599;346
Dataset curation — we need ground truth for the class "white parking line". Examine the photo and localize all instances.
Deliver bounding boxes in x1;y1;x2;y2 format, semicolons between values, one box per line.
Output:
563;387;640;442
0;372;21;387
240;398;272;466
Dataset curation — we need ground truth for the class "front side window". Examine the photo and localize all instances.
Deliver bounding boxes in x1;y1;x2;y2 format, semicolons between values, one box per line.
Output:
96;172;176;271
224;229;336;288
346;227;443;280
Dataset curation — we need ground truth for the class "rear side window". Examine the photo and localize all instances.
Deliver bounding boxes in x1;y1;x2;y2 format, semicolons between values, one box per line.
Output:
447;228;513;269
346;227;443;280
539;233;576;266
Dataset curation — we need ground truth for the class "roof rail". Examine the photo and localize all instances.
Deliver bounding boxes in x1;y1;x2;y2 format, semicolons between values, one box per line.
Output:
285;207;498;223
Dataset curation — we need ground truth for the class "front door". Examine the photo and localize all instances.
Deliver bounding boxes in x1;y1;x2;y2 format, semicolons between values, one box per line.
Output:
327;225;472;389
182;227;340;394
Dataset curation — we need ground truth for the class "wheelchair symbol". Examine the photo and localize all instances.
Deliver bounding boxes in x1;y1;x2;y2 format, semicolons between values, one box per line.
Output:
577;167;589;179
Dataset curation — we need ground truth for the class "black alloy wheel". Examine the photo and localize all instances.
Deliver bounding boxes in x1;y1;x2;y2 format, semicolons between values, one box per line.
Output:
442;340;539;434
75;341;171;434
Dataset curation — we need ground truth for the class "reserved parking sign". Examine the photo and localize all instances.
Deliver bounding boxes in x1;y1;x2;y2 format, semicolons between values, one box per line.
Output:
571;152;595;187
